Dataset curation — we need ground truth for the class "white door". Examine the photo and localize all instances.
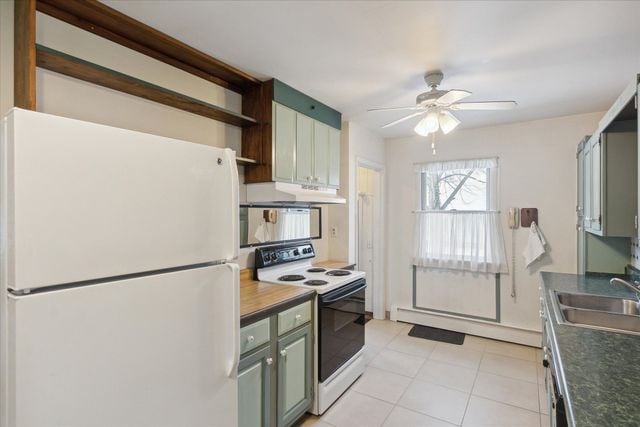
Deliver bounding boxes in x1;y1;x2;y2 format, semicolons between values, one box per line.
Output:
2;109;239;291
3;264;239;427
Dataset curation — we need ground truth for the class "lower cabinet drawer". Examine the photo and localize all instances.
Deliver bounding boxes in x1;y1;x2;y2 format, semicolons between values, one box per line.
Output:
240;317;270;355
278;301;312;336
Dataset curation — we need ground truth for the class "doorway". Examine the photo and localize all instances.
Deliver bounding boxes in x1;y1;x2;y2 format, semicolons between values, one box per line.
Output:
356;161;384;319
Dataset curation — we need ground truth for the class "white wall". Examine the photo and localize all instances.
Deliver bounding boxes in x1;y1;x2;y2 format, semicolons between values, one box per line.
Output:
2;8;332;269
328;121;386;263
385;111;603;341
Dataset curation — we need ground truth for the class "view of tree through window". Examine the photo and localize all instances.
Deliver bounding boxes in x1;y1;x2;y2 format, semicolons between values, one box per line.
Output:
420;167;488;211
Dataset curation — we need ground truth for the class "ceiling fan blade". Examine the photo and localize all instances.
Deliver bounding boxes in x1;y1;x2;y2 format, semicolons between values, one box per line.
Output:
368;106;421;112
381;111;425;128
436;89;472;105
449;101;518;111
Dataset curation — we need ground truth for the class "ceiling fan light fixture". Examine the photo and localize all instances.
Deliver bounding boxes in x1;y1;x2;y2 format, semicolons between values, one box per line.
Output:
414;110;440;136
439;110;461;134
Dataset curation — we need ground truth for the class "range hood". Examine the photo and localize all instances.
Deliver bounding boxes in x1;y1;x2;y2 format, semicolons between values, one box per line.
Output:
246;182;346;204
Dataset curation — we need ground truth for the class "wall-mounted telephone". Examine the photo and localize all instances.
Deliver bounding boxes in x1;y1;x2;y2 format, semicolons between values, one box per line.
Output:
508;208;520;229
263;209;278;224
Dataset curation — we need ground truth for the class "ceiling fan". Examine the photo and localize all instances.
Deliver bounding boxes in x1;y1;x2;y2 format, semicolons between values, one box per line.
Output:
368;70;517;136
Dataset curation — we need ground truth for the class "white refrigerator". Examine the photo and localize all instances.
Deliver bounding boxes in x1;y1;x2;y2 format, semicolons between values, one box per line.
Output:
0;109;240;427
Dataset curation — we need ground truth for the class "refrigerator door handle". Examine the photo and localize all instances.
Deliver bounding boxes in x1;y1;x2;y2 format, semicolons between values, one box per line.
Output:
225;148;240;261
226;263;240;378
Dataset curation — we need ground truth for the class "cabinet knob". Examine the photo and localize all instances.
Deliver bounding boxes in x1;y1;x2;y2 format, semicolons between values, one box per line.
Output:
295;314;302;321
266;357;273;366
246;335;255;343
280;350;287;359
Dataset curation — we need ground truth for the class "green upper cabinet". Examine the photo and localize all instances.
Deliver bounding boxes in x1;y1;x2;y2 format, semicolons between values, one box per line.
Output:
242;79;342;189
590;135;602;233
313;122;329;186
274;103;340;188
328;128;341;188
582;122;637;237
273;103;297;182
295;114;314;184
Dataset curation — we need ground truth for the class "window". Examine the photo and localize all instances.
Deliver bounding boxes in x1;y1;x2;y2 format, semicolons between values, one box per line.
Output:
420;166;489;211
413;158;507;273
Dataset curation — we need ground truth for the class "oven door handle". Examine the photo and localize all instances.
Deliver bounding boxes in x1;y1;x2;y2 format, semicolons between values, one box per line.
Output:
320;283;367;304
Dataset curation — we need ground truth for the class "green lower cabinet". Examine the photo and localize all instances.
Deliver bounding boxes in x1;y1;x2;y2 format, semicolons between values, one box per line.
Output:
238;346;272;427
277;324;313;427
239;302;314;427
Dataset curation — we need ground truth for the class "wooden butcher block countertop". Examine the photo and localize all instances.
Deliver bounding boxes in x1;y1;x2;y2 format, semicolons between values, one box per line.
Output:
239;269;314;327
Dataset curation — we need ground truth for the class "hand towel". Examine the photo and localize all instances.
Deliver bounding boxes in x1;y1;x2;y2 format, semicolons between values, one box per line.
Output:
523;221;546;268
254;220;270;243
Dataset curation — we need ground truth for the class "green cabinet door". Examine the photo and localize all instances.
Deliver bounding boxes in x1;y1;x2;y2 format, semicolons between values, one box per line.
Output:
273;103;296;182
238;346;272;427
296;113;314;184
328;128;341;188
277;324;313;427
591;135;602;232
313;122;329;186
583;137;593;231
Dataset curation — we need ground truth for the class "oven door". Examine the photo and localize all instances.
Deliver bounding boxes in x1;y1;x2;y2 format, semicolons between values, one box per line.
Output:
318;279;366;383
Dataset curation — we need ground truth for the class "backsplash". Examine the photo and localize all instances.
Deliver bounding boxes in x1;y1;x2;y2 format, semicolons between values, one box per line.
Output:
631;238;640;270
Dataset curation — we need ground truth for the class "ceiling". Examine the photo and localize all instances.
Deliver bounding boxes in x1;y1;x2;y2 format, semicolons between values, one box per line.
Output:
104;1;640;138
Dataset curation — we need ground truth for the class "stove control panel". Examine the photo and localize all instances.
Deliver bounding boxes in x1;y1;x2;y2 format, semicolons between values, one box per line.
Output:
255;243;315;268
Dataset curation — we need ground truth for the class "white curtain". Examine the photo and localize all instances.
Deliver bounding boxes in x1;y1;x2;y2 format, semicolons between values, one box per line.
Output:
413;157;507;274
274;209;311;241
413;211;508;273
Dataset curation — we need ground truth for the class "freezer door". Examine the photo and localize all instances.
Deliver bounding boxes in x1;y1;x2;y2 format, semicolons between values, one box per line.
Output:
2;264;239;427
1;109;239;291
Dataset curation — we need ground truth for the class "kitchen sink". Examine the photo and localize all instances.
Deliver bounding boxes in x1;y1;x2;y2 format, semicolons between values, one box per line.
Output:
561;307;640;333
551;291;640;336
556;292;640;315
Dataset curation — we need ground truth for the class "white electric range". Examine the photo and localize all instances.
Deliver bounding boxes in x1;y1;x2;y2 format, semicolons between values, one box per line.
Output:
254;243;367;415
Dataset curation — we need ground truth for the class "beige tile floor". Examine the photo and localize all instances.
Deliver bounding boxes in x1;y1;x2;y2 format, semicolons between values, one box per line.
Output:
300;319;550;427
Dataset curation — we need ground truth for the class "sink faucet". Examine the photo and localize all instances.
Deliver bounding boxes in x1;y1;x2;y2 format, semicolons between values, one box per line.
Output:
610;278;640;300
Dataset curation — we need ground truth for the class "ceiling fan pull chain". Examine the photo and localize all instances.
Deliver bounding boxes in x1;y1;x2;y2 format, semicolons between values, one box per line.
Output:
431;133;437;156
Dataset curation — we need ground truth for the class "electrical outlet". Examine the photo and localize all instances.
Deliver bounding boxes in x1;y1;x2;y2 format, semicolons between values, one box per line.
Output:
331;227;338;238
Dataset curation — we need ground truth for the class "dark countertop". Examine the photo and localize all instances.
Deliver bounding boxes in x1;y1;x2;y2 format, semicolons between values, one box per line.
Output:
540;272;640;427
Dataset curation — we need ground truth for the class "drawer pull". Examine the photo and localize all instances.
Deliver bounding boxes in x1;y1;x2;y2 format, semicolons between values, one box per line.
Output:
246;335;255;343
295;314;302;321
